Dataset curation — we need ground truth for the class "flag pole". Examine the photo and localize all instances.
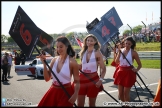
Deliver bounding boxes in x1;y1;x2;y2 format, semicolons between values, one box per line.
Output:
35;46;77;107
110;37;154;99
73;32;122;104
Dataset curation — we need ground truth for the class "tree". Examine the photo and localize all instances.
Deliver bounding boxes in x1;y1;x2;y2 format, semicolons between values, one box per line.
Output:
66;32;75;45
7;36;15;42
66;32;74;41
132;25;143;34
1;34;7;43
123;30;131;36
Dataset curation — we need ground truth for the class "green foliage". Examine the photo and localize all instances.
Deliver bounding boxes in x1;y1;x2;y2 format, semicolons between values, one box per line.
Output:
123;30;131;35
123;25;143;35
1;34;7;43
133;59;160;69
132;25;143;34
135;42;160;51
66;32;74;41
7;36;14;42
76;58;160;69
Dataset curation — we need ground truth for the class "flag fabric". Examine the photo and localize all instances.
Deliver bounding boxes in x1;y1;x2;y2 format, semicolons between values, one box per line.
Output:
86;21;90;26
9;6;41;58
101;7;123;29
88;17;119;46
37;28;55;56
74;36;83;48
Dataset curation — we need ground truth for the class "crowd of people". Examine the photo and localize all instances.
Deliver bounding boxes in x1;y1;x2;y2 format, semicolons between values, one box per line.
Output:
14;50;26;65
1;50;26;82
125;27;161;43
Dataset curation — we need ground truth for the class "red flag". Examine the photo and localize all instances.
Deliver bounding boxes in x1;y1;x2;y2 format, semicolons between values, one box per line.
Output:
74;36;83;48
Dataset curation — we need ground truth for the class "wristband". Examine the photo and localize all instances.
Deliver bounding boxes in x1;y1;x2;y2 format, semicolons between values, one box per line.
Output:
99;78;104;81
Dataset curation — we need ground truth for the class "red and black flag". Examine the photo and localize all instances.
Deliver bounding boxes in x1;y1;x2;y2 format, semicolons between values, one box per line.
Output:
9;6;41;58
37;28;55;56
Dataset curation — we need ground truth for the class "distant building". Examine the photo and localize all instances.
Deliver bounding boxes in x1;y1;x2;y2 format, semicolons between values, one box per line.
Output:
141;22;161;33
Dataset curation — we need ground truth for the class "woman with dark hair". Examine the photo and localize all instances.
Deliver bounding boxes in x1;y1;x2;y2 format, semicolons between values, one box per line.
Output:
77;34;106;107
38;36;80;107
112;39;126;78
114;36;142;103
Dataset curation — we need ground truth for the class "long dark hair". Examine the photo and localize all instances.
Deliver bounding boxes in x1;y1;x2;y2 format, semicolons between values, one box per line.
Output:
125;36;136;50
56;36;75;57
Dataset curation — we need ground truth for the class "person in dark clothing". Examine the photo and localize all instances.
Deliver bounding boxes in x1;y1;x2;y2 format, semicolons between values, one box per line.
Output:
2;55;9;82
20;51;26;65
14;51;21;65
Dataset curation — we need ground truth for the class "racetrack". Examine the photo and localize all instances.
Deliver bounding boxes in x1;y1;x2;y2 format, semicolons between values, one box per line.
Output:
1;62;161;107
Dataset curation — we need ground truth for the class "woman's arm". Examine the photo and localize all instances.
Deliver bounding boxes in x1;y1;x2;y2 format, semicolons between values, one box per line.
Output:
115;44;122;64
96;50;106;88
69;58;80;104
97;51;106;79
39;55;56;82
132;51;142;72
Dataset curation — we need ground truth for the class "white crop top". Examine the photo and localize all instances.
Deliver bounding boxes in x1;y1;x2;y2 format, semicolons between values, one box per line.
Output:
119;48;133;66
52;55;71;85
82;49;97;73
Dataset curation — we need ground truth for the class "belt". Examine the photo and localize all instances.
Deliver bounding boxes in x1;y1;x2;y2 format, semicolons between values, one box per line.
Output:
52;82;71;88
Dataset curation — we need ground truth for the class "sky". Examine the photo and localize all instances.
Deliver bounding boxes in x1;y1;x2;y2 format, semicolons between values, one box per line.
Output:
1;1;161;36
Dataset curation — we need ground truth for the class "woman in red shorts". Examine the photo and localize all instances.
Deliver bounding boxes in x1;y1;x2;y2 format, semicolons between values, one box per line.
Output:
112;39;125;79
38;36;80;107
114;36;142;102
77;34;106;107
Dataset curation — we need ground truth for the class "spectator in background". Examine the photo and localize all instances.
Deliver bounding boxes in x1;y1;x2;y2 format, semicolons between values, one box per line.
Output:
14;51;21;65
1;53;9;82
6;53;12;78
20;50;26;65
156;28;161;42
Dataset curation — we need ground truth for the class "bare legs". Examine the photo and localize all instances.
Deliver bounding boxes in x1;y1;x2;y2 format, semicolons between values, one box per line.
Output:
118;85;131;102
77;95;97;107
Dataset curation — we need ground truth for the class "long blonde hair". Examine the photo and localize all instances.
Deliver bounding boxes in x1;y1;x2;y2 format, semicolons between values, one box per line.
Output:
79;34;101;59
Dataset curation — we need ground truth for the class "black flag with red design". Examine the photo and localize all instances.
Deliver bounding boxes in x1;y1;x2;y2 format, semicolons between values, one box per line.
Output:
9;6;41;58
37;28;55;56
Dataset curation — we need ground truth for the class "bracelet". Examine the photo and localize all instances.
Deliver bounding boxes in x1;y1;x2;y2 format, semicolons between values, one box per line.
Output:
99;78;104;81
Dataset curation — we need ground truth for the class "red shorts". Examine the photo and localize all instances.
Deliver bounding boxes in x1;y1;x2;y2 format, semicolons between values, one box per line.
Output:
38;82;74;107
111;61;119;79
111;60;117;67
78;72;103;98
113;66;119;79
114;66;136;87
